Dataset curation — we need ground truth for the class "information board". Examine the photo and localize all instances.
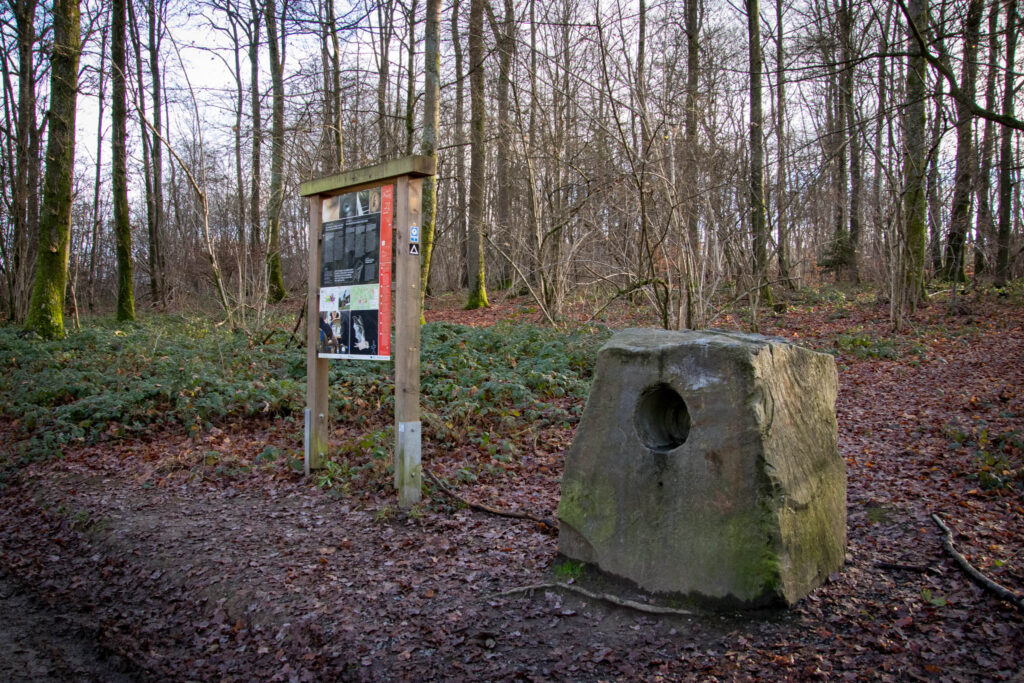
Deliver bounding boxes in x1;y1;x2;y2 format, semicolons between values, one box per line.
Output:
317;185;393;360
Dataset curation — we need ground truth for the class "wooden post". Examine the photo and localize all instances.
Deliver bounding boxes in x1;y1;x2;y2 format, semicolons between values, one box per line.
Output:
305;196;329;475
299;156;434;500
394;176;423;507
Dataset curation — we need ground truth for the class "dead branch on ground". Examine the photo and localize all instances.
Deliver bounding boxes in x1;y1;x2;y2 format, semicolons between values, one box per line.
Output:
932;513;1024;612
874;561;942;576
424;468;556;534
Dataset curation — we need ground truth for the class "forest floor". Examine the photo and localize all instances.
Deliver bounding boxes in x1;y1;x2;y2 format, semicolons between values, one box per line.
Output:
1;285;1022;680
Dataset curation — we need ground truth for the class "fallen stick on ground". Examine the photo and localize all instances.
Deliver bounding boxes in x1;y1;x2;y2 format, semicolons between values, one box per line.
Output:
424;468;556;532
496;582;696;616
932;513;1024;612
874;561;942;575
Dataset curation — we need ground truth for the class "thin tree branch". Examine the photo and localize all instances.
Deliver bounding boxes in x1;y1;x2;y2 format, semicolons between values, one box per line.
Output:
896;0;1024;131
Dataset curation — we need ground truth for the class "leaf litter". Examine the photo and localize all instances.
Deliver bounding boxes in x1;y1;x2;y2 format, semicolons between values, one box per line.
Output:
0;288;1022;680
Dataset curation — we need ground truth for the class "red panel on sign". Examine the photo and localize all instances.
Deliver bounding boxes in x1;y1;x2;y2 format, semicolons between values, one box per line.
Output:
378;184;393;358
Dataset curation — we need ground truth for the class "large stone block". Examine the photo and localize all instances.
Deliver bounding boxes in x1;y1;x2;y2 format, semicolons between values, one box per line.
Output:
557;329;846;606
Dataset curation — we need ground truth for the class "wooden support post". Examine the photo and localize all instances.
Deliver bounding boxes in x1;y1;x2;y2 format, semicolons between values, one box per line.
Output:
305;196;329;474
394;176;423;507
299;156;434;500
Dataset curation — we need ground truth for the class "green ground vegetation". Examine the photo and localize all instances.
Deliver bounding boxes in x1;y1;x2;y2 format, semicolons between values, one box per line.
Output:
0;315;608;468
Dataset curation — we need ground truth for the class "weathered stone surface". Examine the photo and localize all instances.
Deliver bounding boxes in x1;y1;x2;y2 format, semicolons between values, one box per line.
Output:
557;328;846;606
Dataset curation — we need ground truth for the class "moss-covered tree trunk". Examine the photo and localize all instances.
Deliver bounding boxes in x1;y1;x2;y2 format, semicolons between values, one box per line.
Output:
9;0;40;323
419;0;441;321
995;0;1018;286
465;0;488;310
112;0;134;321
451;0;468;288
974;1;1000;276
264;0;286;303
25;0;81;339
147;0;166;306
900;0;928;317
942;0;982;283
491;0;515;290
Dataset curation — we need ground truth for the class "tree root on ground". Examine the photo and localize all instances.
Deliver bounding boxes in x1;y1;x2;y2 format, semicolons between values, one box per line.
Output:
932;513;1024;612
424;468;556;534
496;582;696;616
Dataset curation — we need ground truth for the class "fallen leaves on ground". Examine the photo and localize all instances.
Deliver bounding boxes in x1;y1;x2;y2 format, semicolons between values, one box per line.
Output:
1;288;1022;680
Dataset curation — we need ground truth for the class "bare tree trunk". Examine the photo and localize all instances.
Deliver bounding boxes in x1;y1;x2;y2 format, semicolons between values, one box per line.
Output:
489;0;515;289
844;2;862;284
329;0;342;168
943;0;982;282
1;36;16;315
264;0;286;302
222;1;247;290
112;0;134;321
248;0;263;254
927;74;943;276
88;7;108;312
324;0;343;170
925;4;947;278
634;0;669;326
148;0;165;305
995;0;1018;285
681;0;702;323
419;0;441;306
974;0;999;276
127;0;152;300
526;0;539;289
829;0;850;281
901;0;929;317
452;0;468;288
25;0;81;339
376;0;395;159
774;0;790;289
10;0;39;322
747;0;772;311
465;0;488;309
404;0;417;155
317;3;332;173
873;5;891;265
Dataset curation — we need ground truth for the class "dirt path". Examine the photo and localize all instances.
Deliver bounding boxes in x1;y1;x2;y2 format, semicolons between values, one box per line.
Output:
0;571;138;681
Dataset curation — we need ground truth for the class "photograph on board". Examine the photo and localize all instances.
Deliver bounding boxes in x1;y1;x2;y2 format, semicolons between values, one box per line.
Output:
348;310;378;356
321;187;382;288
318;286;351;354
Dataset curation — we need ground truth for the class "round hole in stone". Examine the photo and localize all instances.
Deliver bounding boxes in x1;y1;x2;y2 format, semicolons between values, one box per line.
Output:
634;383;690;452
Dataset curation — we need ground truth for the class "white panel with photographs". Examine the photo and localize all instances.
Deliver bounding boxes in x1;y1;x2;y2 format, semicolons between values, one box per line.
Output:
318;187;387;359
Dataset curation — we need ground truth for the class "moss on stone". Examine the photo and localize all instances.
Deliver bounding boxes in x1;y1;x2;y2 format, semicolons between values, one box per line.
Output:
723;508;781;599
557;477;617;546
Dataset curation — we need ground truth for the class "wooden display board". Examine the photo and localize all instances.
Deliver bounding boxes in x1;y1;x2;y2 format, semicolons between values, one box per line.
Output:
299;156;435;507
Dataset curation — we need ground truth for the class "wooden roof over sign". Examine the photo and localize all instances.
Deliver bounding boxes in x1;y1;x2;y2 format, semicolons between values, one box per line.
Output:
299;155;436;198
